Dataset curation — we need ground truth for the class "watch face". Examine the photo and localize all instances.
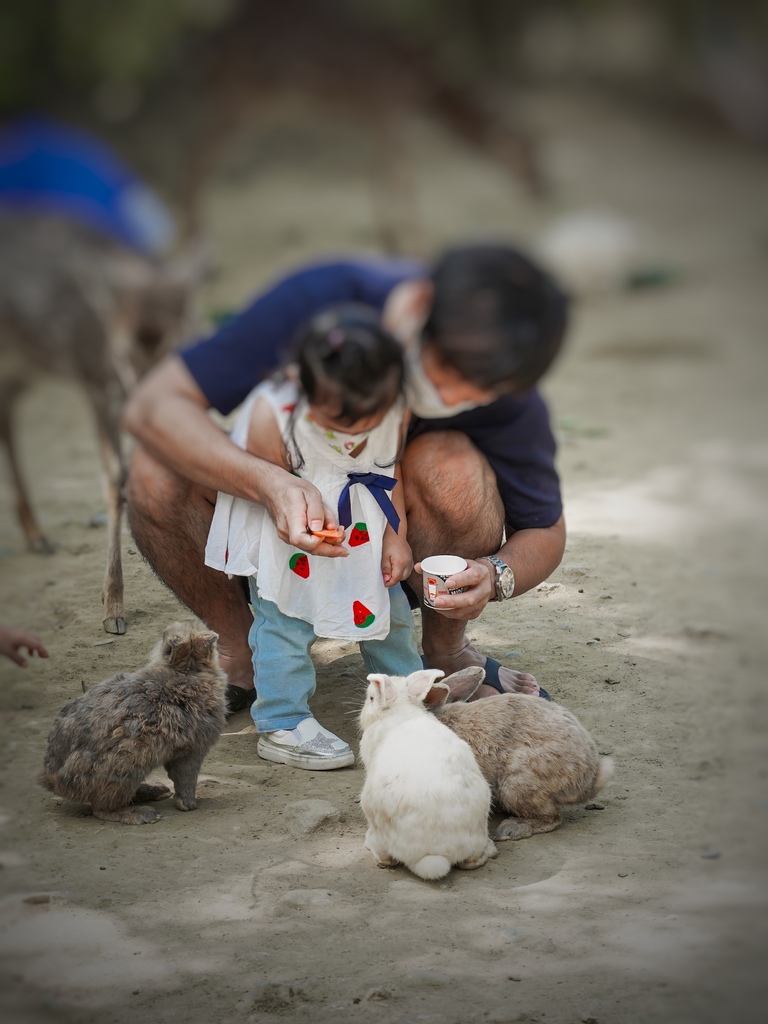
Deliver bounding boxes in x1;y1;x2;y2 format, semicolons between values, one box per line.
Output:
487;557;514;599
499;570;515;598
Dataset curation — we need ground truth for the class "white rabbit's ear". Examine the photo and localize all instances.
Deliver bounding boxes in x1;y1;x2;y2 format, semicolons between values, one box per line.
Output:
422;681;450;709
406;669;445;702
367;674;398;707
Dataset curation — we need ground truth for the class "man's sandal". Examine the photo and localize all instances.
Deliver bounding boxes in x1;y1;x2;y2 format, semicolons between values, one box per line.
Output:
482;657;551;700
419;655;551;700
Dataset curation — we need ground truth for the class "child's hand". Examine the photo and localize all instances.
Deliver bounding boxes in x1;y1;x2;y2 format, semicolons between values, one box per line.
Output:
0;625;49;667
381;534;413;588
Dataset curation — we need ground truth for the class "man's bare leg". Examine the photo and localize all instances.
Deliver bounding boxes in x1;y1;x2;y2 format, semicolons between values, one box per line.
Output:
402;431;540;697
125;446;254;693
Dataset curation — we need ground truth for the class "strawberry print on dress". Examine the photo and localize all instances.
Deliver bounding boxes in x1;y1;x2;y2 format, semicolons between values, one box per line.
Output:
348;522;370;547
353;600;375;628
289;552;310;578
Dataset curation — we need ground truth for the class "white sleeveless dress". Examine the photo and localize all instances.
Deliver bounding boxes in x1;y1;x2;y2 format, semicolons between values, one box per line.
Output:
205;378;404;642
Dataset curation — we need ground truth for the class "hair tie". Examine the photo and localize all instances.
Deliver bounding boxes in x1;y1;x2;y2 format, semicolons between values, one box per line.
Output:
327;328;345;351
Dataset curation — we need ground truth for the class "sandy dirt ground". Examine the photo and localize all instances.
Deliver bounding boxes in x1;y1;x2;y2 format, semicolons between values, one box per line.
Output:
1;87;767;1024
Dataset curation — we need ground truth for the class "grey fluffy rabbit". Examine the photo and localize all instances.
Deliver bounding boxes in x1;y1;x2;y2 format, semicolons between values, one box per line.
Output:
39;622;227;824
424;668;614;841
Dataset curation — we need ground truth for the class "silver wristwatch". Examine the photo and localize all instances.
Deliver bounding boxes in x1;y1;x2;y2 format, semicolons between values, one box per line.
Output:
481;555;516;601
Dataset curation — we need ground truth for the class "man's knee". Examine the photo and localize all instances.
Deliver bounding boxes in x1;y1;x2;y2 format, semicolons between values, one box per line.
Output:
125;447;164;517
125;446;198;525
403;431;502;519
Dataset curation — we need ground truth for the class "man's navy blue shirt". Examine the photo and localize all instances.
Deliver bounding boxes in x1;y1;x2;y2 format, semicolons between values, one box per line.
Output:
181;257;562;531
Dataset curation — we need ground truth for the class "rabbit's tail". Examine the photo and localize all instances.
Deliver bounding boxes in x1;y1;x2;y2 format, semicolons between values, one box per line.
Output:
411;855;451;880
595;756;615;793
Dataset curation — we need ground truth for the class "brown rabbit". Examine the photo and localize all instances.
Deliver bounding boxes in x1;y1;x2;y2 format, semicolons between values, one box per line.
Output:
39;622;227;824
424;668;614;842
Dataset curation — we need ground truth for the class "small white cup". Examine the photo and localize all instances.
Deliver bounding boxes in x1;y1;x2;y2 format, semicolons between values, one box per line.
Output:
421;555;468;607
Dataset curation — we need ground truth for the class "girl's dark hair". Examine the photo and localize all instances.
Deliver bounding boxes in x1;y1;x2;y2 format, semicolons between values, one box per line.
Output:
423;244;569;391
293;303;404;425
285;303;404;472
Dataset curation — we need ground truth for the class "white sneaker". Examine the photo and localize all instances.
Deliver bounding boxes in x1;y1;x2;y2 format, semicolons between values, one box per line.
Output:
257;717;355;770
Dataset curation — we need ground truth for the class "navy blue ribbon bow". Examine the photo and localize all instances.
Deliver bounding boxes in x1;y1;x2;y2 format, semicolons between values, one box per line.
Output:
338;472;400;533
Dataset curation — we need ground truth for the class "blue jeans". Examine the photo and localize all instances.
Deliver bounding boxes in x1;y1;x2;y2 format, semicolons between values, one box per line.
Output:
248;579;422;732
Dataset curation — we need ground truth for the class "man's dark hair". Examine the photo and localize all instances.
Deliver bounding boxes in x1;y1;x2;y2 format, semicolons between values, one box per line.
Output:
423;244;569;391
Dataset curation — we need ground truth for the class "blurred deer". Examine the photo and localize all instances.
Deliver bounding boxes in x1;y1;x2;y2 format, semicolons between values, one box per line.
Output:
179;0;543;252
0;210;205;634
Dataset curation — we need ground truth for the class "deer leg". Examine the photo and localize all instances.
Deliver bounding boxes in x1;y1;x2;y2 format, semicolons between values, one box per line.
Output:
99;431;126;635
87;383;126;634
0;384;55;553
370;107;422;255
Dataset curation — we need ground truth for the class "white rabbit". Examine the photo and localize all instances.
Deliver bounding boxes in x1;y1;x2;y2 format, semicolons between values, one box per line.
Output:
358;668;497;881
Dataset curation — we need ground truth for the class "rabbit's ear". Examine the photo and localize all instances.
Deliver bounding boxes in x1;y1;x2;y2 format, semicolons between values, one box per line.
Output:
168;638;193;669
367;674;398;707
406;669;445;701
193;631;218;661
161;627;185;660
162;630;185;663
423;681;450;709
442;666;486;703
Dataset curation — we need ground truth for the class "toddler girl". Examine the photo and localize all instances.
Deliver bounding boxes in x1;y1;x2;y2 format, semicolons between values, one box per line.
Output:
205;304;422;769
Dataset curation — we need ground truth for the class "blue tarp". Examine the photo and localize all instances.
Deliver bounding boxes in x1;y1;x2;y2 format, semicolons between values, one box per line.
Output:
0;117;176;255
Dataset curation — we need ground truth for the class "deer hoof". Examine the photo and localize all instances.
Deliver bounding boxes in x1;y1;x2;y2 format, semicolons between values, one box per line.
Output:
103;616;126;635
29;537;56;555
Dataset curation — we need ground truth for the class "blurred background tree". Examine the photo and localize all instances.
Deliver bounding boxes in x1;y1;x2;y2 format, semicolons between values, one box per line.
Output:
0;0;236;119
2;1;766;133
2;0;767;245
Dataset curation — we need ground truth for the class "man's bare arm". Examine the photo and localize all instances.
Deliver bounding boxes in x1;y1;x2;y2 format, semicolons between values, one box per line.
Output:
122;356;346;556
416;515;566;619
498;515;566;597
123;357;272;499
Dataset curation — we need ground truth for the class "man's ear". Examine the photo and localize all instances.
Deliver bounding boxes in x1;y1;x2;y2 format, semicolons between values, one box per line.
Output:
382;280;433;338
